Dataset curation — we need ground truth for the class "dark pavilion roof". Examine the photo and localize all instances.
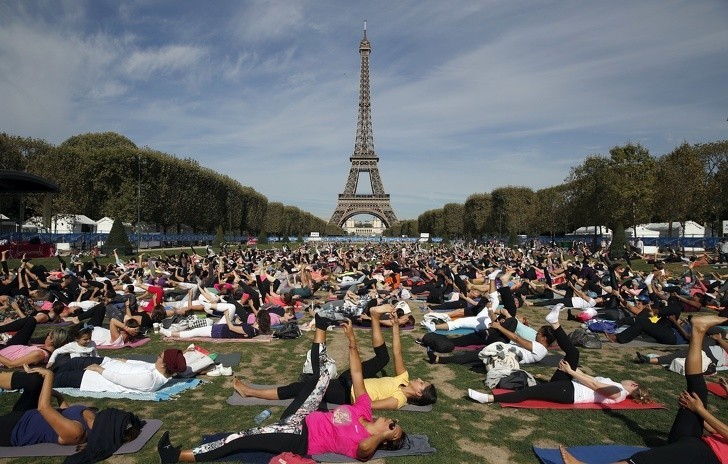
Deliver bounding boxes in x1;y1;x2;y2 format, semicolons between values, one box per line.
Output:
0;170;60;194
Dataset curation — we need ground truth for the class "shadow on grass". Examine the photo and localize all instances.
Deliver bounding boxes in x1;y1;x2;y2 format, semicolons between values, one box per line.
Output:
604;409;667;447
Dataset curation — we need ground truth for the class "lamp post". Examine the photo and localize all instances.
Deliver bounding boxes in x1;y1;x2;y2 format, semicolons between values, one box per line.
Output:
137;154;141;253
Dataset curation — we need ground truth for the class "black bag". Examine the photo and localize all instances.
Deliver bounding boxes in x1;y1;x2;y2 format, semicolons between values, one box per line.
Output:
569;328;602;349
161;314;184;329
273;322;302;339
496;370;531;390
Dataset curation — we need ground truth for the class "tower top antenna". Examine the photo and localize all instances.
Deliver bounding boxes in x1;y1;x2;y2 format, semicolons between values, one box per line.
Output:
363;20;367;38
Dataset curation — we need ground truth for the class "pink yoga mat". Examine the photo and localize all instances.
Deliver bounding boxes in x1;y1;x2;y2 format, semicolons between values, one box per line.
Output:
97;337;151;349
491;388;666;410
708;381;728;399
164;335;272;343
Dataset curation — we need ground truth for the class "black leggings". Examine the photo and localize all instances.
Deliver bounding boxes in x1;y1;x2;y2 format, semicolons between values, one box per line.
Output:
51;356;107;388
0;372;44;446
431;318;519;364
628;374;719;464
615;317;677;345
493;326;578;404
278;343;390;405
0;316;38;345
73;303;107;327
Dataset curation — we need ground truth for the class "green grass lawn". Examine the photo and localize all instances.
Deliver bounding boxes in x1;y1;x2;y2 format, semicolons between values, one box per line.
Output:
0;254;725;463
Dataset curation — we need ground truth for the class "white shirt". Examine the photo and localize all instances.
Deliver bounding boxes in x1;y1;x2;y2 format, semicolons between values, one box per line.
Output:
572;376;627;404
79;358;169;393
511;341;548;364
571;296;597;309
91;327;124;347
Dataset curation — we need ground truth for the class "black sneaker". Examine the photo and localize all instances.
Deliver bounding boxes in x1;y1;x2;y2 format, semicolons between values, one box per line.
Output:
157;431;181;464
426;347;438;364
704;363;717;376
635;352;650;364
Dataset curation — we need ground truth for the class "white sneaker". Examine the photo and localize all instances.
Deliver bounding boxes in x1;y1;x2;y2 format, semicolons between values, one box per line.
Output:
546;304;565;324
0;333;10;344
468;388;493;404
487;269;502;280
420;320;436;332
219;365;232;376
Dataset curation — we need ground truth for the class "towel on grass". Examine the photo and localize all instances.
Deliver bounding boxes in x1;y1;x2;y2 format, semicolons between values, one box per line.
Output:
54;378;203;401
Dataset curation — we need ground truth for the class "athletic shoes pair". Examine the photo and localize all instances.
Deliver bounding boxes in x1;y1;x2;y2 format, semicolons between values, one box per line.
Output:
206;364;233;377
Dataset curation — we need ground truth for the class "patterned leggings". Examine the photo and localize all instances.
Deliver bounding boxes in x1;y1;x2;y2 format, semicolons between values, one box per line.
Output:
192;342;332;461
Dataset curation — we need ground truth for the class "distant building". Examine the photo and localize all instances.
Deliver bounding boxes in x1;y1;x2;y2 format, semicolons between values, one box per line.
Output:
96;217;133;234
343;218;385;236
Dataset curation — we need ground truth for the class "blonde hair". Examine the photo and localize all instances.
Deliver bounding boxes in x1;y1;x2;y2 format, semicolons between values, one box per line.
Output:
631;385;652;404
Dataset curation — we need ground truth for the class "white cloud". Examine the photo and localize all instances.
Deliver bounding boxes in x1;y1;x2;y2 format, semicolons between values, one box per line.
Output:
123;45;207;79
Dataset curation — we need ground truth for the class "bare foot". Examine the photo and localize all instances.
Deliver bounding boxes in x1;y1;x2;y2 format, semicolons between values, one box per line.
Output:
604;332;618;343
559;446;584;464
232;375;248;397
691;316;728;333
0;250;8;260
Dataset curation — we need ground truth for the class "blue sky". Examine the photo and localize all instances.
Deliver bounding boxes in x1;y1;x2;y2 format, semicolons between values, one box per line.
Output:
1;1;727;221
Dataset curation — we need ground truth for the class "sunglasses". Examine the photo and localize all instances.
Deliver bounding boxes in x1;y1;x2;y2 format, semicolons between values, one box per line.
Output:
388;419;398;431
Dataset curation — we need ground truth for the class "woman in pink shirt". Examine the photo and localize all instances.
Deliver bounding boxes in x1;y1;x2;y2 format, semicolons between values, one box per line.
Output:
158;317;406;463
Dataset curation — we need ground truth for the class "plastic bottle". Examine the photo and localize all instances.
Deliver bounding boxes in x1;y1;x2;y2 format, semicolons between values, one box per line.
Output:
253;409;271;424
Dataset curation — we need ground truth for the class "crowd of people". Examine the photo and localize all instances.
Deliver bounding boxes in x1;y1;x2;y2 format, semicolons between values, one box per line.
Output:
0;238;726;462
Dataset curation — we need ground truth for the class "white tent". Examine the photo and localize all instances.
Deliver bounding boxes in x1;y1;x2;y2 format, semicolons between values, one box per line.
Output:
642;221;708;238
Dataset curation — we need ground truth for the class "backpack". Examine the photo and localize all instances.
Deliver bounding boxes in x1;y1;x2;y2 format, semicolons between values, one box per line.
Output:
569;328;602;349
496;369;537;390
273;322;302;339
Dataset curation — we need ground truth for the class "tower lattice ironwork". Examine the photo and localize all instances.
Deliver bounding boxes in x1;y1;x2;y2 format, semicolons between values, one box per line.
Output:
329;23;398;229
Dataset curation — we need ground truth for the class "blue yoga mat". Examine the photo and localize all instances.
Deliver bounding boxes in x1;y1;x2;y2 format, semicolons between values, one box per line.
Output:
533;445;648;464
433;328;476;335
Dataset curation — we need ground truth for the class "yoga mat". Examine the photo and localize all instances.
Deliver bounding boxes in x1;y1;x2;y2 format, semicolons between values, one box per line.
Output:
453;344;485;351
201;433;435;463
97;337;151;349
533;444;648;464
708;381;728;399
226;386;433;412
0;418;162;457
433;328;476;335
537;353;564;368
54;378;203;401
606;338;689;349
164;335;273;343
352;323;415;331
491;389;666;410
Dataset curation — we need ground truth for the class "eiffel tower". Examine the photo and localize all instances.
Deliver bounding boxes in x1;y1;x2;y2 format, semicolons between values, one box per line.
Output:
329;22;398;229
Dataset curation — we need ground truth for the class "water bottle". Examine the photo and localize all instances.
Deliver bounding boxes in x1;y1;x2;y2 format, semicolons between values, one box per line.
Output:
253;408;271;424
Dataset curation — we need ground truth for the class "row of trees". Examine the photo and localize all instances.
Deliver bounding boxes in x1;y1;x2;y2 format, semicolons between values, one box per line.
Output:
3;132;725;245
385;141;728;246
0;132;344;238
